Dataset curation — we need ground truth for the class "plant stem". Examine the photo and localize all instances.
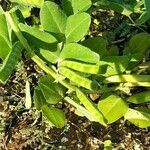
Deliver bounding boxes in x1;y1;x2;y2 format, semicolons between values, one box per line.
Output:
5;11;75;91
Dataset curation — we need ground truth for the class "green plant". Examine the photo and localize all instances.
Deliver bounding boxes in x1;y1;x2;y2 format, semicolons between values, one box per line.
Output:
93;0;150;25
0;0;150;128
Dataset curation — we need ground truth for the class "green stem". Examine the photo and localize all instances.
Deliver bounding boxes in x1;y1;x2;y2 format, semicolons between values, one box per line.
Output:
5;11;75;91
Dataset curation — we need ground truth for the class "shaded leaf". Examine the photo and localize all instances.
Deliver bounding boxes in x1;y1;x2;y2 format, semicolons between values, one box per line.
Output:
33;87;46;110
100;55;130;76
42;105;66;128
39;75;64;104
82;36;108;57
0;42;22;84
127;91;150;104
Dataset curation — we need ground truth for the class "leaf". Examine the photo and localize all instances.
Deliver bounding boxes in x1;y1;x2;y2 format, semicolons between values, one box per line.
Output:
95;1;133;16
42;105;66;128
10;0;44;7
25;80;32;109
127;91;150;104
0;35;11;60
98;95;128;124
33;87;46;110
71;0;92;14
100;55;130;76
38;75;64;104
19;23;57;43
65;13;91;43
40;1;67;41
39;46;60;64
82;36;108;57
19;23;57;49
144;0;150;12
0;14;11;60
62;0;74;16
124;33;150;69
60;43;100;64
124;108;150;128
76;89;107;126
0;14;9;40
136;11;150;25
0;42;23;84
64;96;98;122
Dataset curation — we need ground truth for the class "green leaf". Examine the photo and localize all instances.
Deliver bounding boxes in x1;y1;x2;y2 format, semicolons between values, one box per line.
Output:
71;0;92;14
33;87;46;110
144;0;150;12
0;35;11;60
0;14;11;60
62;0;73;16
125;33;150;69
124;108;150;128
136;11;150;25
38;75;64;104
82;36;108;57
98;95;128;124
62;0;92;16
60;43;100;64
127;91;150;104
10;0;44;7
95;1;133;16
0;14;9;40
40;1;67;41
42;105;66;128
65;13;91;43
19;23;57;49
100;55;130;76
39;46;60;64
65;97;98;122
76;89;107;126
0;42;23;84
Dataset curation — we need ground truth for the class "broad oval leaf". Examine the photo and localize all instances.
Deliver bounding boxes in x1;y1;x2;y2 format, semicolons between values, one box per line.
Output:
40;1;67;41
42;105;66;128
65;13;91;43
124;108;150;128
127;91;150;104
60;43;100;63
98;95;128;124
